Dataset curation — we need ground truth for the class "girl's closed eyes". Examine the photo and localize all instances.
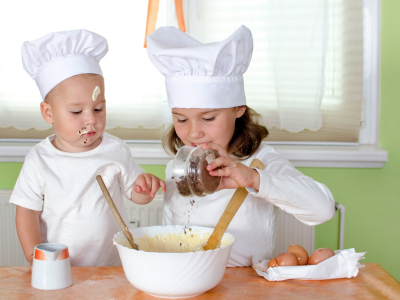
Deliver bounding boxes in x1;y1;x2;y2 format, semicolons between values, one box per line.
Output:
176;117;215;123
203;116;215;122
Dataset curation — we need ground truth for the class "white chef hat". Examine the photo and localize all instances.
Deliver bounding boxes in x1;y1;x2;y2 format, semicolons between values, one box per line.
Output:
147;25;253;108
21;29;108;100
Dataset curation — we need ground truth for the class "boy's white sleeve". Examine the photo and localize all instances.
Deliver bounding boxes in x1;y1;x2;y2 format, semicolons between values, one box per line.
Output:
9;158;45;211
246;151;335;226
119;147;145;200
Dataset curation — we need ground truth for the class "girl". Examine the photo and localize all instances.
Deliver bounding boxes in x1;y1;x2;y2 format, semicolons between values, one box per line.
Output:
147;26;335;267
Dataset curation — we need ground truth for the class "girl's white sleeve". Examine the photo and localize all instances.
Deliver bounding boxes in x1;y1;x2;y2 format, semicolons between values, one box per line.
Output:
162;199;173;225
162;180;174;225
246;149;335;226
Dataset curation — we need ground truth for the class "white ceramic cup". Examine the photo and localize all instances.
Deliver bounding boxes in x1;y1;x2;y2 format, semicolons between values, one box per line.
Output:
31;243;72;290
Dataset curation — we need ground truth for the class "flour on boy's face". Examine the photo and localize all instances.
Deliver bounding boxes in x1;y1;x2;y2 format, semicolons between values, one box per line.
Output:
92;86;101;101
78;124;97;145
46;74;106;153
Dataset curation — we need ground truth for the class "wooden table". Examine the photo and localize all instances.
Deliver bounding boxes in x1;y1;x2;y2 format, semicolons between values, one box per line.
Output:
1;263;399;299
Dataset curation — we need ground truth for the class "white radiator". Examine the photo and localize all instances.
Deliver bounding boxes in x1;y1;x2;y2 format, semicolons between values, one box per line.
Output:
0;190;29;266
1;190;314;266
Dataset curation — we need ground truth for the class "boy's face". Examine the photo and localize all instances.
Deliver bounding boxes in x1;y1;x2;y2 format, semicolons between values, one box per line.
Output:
41;74;106;153
172;106;246;151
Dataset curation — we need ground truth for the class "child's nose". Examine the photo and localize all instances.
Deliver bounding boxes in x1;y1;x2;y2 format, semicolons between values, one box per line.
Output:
188;122;204;139
85;111;97;125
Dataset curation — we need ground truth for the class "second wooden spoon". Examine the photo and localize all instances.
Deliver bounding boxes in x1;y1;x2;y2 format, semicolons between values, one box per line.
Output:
202;158;265;251
96;175;139;250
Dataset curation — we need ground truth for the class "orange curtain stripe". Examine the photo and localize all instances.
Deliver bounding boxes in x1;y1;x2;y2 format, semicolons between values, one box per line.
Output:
174;0;186;32
144;0;186;48
144;0;160;48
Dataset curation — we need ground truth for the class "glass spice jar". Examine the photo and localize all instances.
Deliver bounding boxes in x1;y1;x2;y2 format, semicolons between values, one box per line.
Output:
172;146;222;197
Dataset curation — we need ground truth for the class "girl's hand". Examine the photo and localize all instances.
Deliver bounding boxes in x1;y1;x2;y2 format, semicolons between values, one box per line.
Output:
134;173;166;198
201;143;261;191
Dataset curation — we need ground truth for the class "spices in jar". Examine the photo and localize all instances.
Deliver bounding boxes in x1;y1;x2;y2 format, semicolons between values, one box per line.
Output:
173;146;222;197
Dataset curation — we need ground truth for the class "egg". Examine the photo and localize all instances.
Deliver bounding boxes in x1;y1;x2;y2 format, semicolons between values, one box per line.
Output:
267;258;278;268
287;244;309;265
309;248;335;265
275;253;299;266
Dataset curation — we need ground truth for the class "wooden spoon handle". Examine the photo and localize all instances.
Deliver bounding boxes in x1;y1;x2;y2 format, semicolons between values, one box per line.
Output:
96;175;139;250
203;159;265;251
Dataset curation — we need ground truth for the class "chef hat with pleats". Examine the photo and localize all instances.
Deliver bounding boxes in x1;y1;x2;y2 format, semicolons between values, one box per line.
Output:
21;29;108;100
147;25;253;108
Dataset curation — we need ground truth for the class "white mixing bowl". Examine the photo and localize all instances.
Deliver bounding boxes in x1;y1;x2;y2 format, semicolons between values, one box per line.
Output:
113;225;235;298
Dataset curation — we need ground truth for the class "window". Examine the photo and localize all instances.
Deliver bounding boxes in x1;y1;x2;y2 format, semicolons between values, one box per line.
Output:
0;0;378;145
186;0;365;143
0;0;170;138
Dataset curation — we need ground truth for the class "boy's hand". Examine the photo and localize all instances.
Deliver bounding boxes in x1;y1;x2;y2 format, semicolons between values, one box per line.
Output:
201;143;261;191
133;173;166;200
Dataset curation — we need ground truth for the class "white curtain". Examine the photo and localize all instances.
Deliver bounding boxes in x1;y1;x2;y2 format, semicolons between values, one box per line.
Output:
0;0;363;142
190;0;363;140
0;0;170;130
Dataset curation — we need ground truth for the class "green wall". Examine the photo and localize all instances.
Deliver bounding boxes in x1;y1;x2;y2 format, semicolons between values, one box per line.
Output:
1;0;399;281
303;0;400;281
0;163;166;190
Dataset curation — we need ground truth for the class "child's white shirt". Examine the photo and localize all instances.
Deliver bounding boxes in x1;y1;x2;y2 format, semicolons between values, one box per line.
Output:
9;132;144;266
163;144;335;267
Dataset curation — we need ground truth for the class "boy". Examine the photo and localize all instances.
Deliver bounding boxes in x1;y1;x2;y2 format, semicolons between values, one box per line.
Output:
10;29;166;266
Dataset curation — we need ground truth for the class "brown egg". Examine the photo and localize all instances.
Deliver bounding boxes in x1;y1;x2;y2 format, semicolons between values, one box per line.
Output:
268;258;278;268
275;253;299;266
309;248;335;265
287;244;309;265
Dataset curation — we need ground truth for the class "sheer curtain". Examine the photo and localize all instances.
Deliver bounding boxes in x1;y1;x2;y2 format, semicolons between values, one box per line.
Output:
189;0;363;142
0;0;169;130
0;0;364;142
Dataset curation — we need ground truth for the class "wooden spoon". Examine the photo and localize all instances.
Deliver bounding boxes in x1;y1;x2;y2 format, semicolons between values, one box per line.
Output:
96;175;139;250
202;158;265;251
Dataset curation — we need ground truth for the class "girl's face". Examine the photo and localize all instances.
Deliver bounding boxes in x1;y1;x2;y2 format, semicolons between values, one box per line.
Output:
172;106;246;150
40;75;106;153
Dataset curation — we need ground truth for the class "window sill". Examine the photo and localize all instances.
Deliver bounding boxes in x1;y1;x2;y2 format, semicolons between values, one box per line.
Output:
0;140;388;168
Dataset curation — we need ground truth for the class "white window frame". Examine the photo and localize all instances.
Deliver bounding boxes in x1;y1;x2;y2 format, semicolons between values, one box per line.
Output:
0;0;387;168
359;0;381;145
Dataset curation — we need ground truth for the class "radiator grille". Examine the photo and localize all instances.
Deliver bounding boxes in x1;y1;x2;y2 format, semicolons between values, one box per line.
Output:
1;191;314;266
123;196;315;256
0;190;29;266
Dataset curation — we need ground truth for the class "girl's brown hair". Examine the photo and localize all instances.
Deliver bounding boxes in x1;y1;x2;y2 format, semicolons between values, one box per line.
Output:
162;106;269;160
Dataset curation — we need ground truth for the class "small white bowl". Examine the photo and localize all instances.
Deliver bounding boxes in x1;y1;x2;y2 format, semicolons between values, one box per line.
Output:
31;243;72;290
113;225;235;299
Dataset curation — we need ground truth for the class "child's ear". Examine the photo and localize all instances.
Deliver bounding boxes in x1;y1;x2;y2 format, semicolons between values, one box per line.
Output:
40;101;53;124
236;105;246;118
